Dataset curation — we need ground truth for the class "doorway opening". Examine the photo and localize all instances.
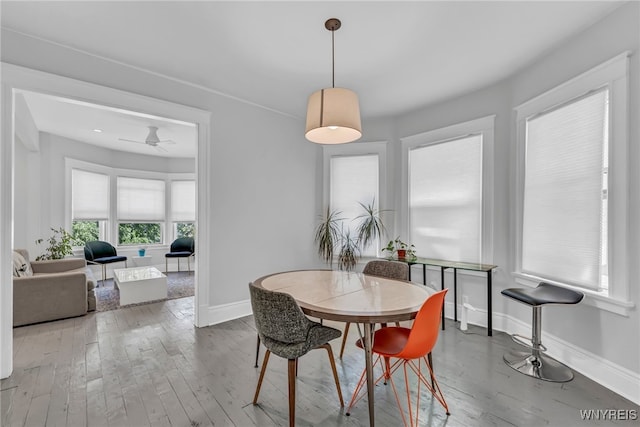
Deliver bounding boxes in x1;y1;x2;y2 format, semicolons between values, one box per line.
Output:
1;64;212;378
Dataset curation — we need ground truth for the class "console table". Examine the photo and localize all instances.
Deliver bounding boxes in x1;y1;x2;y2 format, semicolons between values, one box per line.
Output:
401;257;497;336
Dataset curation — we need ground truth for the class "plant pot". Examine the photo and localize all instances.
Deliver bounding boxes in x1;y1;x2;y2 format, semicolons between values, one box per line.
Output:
138;249;146;257
397;249;406;259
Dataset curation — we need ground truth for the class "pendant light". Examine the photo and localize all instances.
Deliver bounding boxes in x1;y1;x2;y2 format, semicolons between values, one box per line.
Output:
305;18;362;144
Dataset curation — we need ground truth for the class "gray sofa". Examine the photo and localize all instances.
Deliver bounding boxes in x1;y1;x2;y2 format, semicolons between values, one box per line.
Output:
13;249;96;327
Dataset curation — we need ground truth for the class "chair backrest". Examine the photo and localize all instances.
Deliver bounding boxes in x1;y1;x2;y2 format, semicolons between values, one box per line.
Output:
170;237;195;253
249;283;313;344
395;289;448;360
363;260;409;281
84;241;117;261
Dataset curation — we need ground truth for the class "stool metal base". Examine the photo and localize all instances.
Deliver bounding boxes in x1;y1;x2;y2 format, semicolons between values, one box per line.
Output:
503;350;574;382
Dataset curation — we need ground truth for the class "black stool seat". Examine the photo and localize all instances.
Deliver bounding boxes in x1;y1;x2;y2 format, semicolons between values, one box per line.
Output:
502;282;584;306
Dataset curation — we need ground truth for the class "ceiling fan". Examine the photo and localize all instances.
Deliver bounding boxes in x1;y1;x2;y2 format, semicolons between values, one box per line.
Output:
118;126;176;152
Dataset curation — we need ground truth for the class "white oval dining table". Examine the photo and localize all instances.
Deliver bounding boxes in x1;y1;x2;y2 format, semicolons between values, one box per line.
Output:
253;269;435;427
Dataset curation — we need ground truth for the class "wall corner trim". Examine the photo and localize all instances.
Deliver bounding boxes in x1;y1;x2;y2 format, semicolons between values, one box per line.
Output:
203;299;253;327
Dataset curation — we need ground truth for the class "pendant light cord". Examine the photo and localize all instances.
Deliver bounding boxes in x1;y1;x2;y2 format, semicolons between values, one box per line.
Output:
331;28;335;88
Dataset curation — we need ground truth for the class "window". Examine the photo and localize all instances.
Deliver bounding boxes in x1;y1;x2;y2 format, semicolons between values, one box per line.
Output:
515;53;630;311
522;89;608;291
117;177;165;245
323;142;386;259
71;169;108;245
409;135;482;262
401;116;494;264
170;180;195;239
330;155;380;257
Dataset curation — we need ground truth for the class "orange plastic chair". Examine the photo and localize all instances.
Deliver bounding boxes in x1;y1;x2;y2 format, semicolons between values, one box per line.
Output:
346;289;450;426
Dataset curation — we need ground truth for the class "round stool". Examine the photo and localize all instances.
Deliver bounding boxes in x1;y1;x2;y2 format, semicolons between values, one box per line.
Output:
502;282;584;382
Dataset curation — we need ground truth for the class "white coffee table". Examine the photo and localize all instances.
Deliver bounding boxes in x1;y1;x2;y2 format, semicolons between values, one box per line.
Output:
113;266;168;306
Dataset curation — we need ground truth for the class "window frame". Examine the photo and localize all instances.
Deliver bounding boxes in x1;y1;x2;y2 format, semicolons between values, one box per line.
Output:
514;52;632;315
322;141;388;259
400;115;495;265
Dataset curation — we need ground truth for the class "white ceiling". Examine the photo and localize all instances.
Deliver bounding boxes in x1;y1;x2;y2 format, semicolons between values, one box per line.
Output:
19;91;198;158
1;1;624;156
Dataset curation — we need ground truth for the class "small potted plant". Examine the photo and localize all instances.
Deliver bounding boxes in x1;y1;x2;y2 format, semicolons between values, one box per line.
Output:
382;237;416;260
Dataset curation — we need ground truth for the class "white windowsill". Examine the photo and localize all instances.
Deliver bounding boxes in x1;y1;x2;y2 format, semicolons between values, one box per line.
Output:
512;272;635;317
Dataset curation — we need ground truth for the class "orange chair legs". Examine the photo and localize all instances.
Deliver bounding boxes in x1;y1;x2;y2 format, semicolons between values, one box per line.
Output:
346;354;449;426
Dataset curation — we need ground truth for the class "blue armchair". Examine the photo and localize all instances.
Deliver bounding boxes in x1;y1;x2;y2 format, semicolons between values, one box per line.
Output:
165;237;195;273
84;241;127;285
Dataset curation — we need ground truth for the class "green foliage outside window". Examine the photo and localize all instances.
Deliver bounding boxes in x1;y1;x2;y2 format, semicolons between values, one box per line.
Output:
177;222;195;239
119;223;162;245
72;221;100;246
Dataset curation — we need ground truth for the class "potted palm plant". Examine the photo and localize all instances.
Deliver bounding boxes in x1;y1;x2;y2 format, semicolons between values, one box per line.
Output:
355;198;389;252
314;207;343;268
314;198;391;271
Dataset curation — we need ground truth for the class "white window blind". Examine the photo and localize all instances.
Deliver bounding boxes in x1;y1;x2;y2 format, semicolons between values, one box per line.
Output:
72;169;109;220
171;180;196;222
409;135;482;262
522;89;608;290
330;154;379;256
117;177;165;221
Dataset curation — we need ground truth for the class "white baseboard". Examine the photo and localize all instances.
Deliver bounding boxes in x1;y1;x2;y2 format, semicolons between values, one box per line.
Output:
203;299;252;326
467;305;640;406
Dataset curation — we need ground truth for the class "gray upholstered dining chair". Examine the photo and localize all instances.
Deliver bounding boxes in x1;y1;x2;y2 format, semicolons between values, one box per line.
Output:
339;260;409;359
249;283;344;427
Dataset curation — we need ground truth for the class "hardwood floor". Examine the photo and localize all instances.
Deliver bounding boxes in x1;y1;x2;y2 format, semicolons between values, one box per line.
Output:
2;297;637;427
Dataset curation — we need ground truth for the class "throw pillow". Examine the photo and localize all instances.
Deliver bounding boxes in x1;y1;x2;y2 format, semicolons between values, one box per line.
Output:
12;251;33;277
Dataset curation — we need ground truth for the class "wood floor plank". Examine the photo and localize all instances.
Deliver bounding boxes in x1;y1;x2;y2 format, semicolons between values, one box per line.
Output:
121;384;151;427
5;366;38;427
133;371;170;426
24;393;50;427
153;373;193;427
165;368;214;427
86;390;109;427
66;391;87;427
0;386;17;427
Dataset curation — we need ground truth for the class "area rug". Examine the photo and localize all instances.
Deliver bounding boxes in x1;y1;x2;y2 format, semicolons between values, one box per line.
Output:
94;271;194;312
